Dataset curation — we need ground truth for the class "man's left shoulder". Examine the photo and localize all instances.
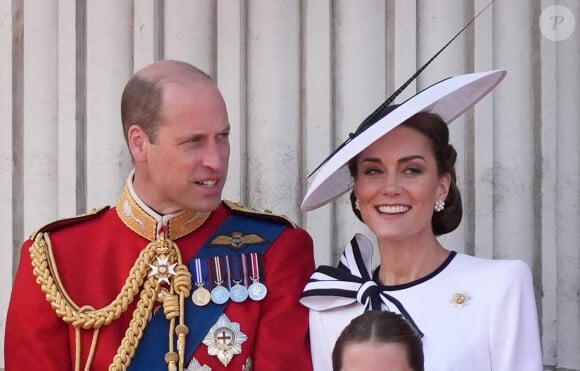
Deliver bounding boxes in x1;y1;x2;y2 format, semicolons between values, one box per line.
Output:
222;200;297;228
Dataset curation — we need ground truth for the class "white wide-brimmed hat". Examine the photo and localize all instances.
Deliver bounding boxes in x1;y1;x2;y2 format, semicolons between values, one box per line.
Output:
301;69;507;212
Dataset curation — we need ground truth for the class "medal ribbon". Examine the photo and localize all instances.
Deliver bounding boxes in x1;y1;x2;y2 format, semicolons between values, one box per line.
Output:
249;252;262;282
241;253;249;286
131;212;286;370
224;254;232;289
229;255;244;285
193;258;206;287
213;256;224;285
207;257;217;290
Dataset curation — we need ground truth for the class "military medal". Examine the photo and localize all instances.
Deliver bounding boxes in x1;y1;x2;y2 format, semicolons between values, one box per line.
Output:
247;253;267;301
202;314;248;366
211;283;229;304
191;258;211;306
193;286;211;306
228;255;249;303
210;256;230;305
248;281;267;301
230;282;249;303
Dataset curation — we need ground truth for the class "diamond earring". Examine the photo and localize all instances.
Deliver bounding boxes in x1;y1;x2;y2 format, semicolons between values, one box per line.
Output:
434;200;445;212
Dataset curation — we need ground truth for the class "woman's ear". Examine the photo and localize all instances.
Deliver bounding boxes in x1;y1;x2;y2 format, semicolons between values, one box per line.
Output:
127;125;149;162
437;173;452;200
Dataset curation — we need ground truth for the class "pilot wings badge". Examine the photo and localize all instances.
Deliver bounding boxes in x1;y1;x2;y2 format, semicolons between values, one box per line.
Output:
211;232;266;249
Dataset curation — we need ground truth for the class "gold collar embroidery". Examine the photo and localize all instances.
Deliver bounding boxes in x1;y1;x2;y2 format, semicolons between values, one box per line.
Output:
116;184;210;241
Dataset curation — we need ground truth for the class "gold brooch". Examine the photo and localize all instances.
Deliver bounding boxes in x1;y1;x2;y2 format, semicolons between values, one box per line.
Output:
449;291;470;309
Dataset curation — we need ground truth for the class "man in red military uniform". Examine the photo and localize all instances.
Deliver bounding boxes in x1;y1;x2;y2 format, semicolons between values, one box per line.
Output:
5;60;315;370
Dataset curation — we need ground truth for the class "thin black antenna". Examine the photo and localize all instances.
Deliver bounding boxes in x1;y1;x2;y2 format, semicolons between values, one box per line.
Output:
362;0;496;127
307;0;496;179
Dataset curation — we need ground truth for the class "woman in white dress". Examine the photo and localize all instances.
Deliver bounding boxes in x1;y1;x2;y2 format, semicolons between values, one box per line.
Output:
300;70;543;371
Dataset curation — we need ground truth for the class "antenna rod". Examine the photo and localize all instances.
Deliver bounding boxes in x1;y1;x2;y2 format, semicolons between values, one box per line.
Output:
307;0;496;179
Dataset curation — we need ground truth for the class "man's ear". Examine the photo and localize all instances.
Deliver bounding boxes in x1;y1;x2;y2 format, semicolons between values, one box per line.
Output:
127;125;150;162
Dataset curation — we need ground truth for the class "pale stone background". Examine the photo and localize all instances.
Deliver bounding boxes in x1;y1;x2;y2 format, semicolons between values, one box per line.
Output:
0;1;578;370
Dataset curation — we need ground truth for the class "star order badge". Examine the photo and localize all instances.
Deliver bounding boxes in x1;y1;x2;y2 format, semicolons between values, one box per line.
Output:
185;357;212;371
242;358;253;371
148;255;177;284
203;314;248;366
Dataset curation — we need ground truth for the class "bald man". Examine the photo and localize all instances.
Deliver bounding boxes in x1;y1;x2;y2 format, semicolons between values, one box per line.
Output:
5;60;315;371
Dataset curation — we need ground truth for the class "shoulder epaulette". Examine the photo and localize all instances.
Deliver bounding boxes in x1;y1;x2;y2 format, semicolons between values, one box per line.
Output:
223;200;297;228
31;206;110;239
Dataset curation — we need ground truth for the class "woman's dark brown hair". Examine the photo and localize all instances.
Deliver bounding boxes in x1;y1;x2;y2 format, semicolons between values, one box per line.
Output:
348;110;462;236
332;310;424;371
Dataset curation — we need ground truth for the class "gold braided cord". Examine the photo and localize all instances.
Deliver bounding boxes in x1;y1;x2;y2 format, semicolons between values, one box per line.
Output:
167;318;177;371
163;294;180;320
72;306;102;371
173;263;191;370
108;277;160;370
74;325;82;371
176;296;189;369
30;233;159;329
172;263;192;298
84;326;100;371
160;241;192;371
108;237;192;371
165;291;178;371
29;231;193;371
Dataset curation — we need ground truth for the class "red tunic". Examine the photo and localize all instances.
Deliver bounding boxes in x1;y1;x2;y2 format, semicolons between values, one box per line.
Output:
5;201;315;370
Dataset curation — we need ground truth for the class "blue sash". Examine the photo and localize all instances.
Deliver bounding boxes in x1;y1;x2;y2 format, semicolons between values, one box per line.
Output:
129;213;286;370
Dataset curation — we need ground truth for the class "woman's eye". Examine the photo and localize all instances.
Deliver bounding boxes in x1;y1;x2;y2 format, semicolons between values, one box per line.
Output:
363;167;381;175
404;167;422;175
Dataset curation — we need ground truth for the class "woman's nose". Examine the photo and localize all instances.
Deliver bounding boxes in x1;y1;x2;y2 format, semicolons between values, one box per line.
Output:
381;173;401;195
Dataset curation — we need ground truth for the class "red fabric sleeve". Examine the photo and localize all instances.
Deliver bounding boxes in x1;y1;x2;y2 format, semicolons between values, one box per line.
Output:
5;210;317;370
252;226;315;370
5;240;73;371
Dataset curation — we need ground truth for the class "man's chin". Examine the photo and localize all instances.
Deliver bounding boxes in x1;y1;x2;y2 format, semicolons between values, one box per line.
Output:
191;197;222;213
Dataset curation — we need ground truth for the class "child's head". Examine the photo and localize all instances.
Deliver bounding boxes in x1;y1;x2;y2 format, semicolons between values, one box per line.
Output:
332;310;424;371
